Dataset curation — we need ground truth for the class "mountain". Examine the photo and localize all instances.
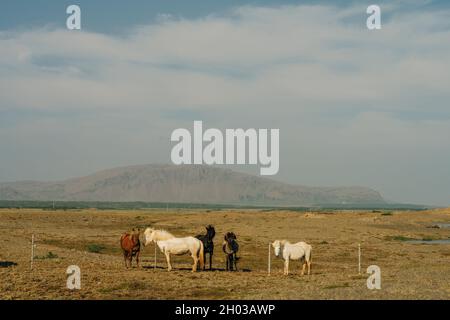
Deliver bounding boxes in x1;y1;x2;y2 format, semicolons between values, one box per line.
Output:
0;164;385;206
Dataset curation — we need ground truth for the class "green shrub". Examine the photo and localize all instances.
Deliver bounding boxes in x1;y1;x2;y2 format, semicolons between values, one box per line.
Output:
87;244;106;253
385;235;414;241
35;251;58;259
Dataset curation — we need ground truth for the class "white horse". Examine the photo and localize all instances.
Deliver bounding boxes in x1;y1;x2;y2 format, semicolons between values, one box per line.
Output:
143;228;204;272
272;240;312;276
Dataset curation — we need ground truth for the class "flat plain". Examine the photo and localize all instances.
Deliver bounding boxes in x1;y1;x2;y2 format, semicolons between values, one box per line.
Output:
0;208;449;299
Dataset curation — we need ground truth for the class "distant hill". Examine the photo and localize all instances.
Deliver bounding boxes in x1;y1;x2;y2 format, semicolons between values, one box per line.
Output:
0;164;386;206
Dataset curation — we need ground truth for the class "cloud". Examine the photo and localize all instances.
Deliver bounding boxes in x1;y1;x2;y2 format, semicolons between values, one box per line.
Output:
0;3;450;205
1;4;449;113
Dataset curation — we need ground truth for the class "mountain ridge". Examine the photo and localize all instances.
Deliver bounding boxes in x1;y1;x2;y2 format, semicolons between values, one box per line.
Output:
0;164;386;206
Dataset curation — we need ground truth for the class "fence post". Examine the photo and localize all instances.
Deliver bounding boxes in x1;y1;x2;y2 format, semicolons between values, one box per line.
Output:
358;243;361;275
30;234;35;270
154;244;157;270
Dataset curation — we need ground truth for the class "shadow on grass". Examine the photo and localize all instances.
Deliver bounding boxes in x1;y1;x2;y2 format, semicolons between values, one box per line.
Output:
142;265;251;272
0;261;17;268
142;265;167;270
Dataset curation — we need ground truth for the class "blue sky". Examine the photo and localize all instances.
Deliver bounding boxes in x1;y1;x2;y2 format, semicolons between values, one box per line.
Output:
0;0;310;33
1;0;450;205
1;0;448;33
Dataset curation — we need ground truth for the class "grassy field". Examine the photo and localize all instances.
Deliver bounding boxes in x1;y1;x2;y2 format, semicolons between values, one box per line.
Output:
0;208;449;299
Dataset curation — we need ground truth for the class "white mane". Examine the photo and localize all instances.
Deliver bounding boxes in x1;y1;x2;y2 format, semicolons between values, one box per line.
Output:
144;227;175;242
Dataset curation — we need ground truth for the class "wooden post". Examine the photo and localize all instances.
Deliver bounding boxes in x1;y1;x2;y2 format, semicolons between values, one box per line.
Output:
154;244;157;270
30;234;35;270
358;243;361;275
268;242;271;275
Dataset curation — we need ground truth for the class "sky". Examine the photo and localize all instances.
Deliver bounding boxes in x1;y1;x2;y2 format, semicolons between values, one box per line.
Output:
1;0;450;206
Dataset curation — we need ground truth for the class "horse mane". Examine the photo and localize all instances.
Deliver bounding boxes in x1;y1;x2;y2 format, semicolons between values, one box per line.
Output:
122;228;140;238
157;229;175;237
274;239;290;246
224;232;236;241
206;225;215;238
144;227;175;241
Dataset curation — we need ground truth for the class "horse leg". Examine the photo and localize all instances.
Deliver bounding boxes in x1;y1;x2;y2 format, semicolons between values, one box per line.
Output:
307;260;311;275
226;255;229;271
284;259;289;275
202;251;206;271
209;252;213;270
203;251;206;271
301;262;306;276
123;251;129;268
165;252;172;271
231;254;235;271
136;251;140;268
192;253;198;272
234;254;238;272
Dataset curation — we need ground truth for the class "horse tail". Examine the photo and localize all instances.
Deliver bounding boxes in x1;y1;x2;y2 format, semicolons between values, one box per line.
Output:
306;245;312;267
198;240;205;270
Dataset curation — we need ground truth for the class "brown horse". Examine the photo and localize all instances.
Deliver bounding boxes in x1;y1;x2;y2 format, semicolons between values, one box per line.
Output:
120;228;141;268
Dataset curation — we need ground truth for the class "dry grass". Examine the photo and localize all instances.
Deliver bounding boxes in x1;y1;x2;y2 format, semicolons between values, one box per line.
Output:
0;208;449;299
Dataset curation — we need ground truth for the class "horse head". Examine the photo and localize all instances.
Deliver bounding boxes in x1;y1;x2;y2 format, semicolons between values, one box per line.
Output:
131;228;141;242
272;240;282;257
224;232;236;241
143;227;155;246
206;225;216;240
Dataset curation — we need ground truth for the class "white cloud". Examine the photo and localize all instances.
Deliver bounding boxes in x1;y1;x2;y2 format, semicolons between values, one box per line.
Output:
1;4;449;113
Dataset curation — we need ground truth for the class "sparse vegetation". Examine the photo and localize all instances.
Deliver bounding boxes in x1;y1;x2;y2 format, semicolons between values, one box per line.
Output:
99;281;148;293
323;283;350;289
34;251;58;260
386;235;415;241
86;244;106;253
